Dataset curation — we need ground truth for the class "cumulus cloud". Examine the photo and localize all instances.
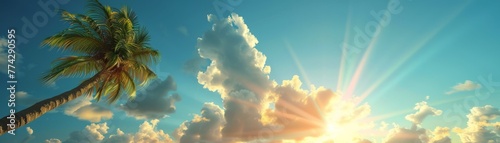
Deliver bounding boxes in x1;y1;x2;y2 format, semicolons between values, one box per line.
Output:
192;13;376;142
429;126;451;143
50;120;172;143
120;76;181;120
45;139;62;143
196;13;275;140
64;97;113;122
453;105;500;143
270;76;340;136
385;124;428;143
102;120;173;143
446;80;481;94
405;101;443;124
385;101;449;143
177;102;225;143
64;122;109;143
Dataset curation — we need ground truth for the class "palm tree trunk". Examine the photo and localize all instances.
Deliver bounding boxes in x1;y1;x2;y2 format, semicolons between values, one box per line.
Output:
0;71;108;135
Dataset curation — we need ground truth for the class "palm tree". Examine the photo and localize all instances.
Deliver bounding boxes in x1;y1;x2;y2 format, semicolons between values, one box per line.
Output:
0;0;159;135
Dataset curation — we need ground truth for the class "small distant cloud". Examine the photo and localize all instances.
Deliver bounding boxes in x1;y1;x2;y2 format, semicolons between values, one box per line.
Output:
26;127;33;135
22;127;34;143
16;91;29;98
446;80;481;95
16;91;42;106
405;101;442;124
177;26;189;36
44;139;61;143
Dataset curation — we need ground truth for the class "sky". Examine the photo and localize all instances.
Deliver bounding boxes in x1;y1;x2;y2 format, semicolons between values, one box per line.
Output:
0;0;500;142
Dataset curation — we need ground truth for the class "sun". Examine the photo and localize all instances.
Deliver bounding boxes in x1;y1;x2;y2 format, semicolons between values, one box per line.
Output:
326;123;338;135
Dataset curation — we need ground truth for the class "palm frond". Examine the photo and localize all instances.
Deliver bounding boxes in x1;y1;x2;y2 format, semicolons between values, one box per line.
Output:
41;32;104;54
42;56;100;84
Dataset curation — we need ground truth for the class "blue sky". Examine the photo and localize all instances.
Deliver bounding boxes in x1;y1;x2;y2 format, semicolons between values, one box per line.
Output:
1;0;500;142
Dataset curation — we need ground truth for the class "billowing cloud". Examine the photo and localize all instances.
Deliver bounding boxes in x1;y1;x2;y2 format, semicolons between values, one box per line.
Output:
64;122;109;143
120;76;181;120
196;13;275;140
45;139;62;143
385;124;428;143
102;119;173;143
192;13;375;142
453;105;500;143
177;102;225;143
64;97;113;122
429;126;451;143
405;101;443;124
446;80;481;94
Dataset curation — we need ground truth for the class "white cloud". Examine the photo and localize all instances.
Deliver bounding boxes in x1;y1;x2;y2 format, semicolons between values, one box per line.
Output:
446;80;481;94
429;126;451;143
405;101;443;124
120;76;181;120
26;127;33;135
385;101;448;143
177;102;225;143
15;91;44;106
50;120;173;143
454;105;500;143
64;122;109;143
193;13;377;142
21;126;35;143
102;120;173;143
44;139;62;143
196;13;275;140
384;124;428;143
16;91;28;98
64;97;113;122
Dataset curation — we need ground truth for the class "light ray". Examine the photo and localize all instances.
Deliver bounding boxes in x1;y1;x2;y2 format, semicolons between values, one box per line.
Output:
342;0;401;98
284;40;327;120
336;4;353;92
354;2;470;105
344;24;383;98
284;40;313;87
